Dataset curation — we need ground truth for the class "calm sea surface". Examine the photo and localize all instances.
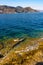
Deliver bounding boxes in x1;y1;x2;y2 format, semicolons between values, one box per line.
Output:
0;12;43;39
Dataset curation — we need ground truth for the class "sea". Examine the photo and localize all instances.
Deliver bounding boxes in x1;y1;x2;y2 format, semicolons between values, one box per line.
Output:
0;12;43;39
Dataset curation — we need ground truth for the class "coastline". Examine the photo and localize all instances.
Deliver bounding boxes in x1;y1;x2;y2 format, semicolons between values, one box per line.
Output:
0;12;43;65
0;5;38;14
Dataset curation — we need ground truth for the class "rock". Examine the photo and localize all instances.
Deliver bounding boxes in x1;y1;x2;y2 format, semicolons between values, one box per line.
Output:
36;62;43;65
0;54;4;58
0;42;4;50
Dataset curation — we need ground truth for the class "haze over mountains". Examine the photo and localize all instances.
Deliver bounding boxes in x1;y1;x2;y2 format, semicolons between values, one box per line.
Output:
0;5;38;13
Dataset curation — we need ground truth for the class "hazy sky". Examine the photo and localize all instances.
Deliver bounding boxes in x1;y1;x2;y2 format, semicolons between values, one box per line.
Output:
0;0;43;10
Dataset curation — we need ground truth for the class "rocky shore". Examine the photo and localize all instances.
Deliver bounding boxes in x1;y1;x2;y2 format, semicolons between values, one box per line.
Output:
0;37;43;65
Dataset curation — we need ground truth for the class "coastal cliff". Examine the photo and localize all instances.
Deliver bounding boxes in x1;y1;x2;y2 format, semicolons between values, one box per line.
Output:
0;5;38;13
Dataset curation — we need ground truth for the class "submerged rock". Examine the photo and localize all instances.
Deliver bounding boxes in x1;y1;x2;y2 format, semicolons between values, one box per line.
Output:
0;37;43;65
0;54;4;58
36;62;43;65
0;42;4;50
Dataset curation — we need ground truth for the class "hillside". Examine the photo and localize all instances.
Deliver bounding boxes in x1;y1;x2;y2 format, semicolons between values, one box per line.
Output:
0;5;38;13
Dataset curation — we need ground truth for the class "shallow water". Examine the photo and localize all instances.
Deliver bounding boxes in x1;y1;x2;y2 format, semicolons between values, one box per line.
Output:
0;12;43;39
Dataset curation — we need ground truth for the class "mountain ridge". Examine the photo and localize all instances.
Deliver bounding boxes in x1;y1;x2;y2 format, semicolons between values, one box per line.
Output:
0;5;38;13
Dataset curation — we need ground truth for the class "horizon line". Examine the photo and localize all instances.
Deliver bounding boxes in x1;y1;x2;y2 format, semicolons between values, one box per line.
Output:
0;4;43;11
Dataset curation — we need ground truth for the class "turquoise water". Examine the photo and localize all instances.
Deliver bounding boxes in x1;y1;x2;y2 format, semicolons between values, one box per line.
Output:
0;12;43;39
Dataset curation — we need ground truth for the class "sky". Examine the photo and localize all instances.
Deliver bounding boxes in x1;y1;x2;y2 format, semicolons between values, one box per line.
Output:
0;0;43;10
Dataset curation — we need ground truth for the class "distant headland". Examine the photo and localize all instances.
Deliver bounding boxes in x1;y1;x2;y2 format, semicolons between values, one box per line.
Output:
0;5;38;13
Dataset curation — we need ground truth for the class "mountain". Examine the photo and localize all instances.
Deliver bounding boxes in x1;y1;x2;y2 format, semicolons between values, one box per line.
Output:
0;5;38;13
